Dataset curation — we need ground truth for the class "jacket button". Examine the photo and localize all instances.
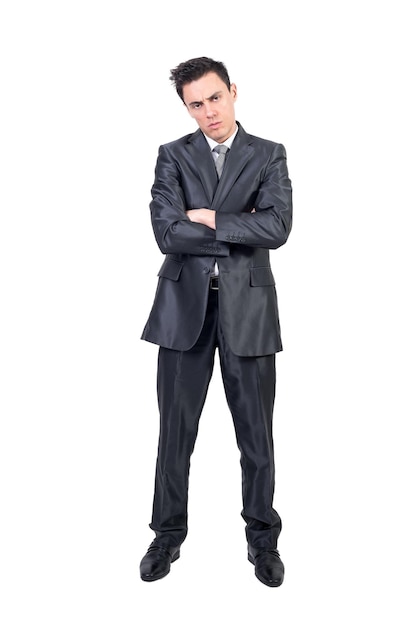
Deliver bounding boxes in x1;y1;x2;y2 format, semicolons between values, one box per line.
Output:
203;267;210;274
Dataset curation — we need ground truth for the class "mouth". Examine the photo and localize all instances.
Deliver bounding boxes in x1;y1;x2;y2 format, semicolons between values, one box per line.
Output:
208;121;221;129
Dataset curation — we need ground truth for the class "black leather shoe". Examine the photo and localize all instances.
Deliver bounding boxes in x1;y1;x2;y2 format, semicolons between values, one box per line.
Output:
140;544;180;582
248;548;285;587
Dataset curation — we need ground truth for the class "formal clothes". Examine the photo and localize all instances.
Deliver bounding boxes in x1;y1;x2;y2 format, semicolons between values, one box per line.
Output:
142;122;292;552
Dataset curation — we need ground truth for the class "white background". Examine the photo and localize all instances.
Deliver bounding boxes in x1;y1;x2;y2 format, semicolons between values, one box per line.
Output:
1;0;417;624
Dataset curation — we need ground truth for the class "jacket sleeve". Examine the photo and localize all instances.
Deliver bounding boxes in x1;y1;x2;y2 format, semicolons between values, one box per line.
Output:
149;144;230;257
215;144;292;250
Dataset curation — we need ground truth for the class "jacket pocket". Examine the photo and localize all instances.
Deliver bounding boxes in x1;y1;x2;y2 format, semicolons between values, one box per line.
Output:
250;266;276;287
157;258;184;281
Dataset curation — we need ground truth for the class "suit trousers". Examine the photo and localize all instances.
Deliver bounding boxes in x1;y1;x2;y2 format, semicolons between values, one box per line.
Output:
149;287;282;550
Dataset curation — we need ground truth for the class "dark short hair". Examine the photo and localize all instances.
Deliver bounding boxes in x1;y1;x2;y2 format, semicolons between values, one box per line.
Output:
169;57;231;101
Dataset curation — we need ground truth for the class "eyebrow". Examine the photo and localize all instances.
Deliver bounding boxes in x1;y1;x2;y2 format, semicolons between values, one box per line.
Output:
187;90;223;108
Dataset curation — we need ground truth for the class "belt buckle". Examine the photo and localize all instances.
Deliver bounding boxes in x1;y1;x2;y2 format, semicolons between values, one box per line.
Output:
210;276;219;290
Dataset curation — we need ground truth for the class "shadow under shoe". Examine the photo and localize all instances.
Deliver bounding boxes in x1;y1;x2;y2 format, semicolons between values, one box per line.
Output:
140;544;181;582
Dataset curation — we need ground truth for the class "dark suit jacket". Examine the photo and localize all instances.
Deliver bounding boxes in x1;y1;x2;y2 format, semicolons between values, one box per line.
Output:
141;122;292;357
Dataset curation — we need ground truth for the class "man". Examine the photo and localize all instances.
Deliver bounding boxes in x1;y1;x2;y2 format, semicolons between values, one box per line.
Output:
139;57;292;587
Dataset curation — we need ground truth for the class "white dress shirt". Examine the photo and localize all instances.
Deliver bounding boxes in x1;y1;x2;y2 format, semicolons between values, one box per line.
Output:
203;125;238;276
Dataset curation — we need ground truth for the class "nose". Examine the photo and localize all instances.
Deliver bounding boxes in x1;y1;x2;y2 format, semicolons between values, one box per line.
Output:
205;103;216;118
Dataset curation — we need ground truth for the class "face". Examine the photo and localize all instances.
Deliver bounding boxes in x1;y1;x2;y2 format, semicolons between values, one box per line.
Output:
182;71;237;143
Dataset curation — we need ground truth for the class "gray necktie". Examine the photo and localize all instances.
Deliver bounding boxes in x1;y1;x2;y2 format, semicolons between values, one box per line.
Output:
213;144;229;178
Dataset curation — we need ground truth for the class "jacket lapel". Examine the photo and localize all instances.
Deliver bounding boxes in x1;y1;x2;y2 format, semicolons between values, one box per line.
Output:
186;130;218;203
212;124;253;210
185;123;254;210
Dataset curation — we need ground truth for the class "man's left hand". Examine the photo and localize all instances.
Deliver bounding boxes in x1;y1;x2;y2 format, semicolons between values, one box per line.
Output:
186;209;216;230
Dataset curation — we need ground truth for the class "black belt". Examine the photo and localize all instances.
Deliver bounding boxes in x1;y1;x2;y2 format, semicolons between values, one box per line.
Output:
209;276;219;290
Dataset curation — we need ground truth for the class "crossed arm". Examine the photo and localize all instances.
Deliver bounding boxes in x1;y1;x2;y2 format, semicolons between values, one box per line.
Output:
186;208;256;230
151;142;292;254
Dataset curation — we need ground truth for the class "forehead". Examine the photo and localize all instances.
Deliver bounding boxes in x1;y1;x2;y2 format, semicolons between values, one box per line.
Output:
183;72;228;103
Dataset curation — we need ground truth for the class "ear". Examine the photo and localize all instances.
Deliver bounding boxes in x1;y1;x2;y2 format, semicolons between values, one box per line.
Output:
230;83;238;101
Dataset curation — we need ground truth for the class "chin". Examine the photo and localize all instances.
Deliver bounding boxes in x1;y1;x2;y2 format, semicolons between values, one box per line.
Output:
213;132;225;143
207;125;223;138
